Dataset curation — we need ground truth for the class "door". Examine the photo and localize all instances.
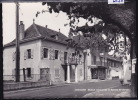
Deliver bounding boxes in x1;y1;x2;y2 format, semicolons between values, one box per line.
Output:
64;52;67;63
98;68;106;80
63;65;67;81
91;68;98;79
40;68;50;81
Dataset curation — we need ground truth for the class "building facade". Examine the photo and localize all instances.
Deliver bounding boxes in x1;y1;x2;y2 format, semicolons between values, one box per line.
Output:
3;21;84;83
84;49;123;80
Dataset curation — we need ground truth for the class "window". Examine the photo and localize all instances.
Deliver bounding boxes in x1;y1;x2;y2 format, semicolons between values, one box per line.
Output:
55;35;58;40
114;62;116;67
27;68;31;77
55;50;59;59
44;48;48;58
55;68;60;77
72;53;75;57
27;49;31;59
93;55;96;65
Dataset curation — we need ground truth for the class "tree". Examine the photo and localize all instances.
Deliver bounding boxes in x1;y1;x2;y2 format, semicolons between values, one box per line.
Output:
41;1;136;97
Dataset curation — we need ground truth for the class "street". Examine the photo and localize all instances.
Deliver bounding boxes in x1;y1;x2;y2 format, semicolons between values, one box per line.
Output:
4;80;123;99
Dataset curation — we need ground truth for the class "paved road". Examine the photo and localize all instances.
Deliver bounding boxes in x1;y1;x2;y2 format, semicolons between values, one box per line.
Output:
4;80;121;99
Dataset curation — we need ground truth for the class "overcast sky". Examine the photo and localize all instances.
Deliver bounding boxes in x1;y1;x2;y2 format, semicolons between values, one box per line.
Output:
3;2;102;45
3;2;89;45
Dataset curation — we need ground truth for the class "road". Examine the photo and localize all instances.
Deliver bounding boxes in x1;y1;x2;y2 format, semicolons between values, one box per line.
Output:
4;80;121;99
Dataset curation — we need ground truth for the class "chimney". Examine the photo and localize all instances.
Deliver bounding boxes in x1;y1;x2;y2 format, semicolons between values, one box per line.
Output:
59;28;60;33
19;21;24;40
45;25;47;28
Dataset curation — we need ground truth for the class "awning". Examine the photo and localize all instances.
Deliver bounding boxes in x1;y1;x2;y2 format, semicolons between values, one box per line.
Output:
98;65;108;69
88;65;98;68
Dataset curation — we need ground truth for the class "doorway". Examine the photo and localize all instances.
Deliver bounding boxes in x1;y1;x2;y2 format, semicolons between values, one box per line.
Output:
40;68;50;81
91;68;98;79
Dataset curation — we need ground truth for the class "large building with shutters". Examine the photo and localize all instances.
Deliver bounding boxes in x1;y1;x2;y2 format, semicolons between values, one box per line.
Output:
3;21;84;83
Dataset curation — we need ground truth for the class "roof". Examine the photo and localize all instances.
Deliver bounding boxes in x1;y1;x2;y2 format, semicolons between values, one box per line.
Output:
105;54;123;62
4;23;68;48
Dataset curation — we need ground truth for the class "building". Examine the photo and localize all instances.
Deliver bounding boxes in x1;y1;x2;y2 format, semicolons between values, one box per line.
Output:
3;21;123;84
3;21;84;83
73;35;123;81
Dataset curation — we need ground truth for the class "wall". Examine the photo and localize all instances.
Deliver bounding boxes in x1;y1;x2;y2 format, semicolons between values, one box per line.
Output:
3;46;16;79
3;39;41;81
110;69;122;79
4;81;50;91
41;40;84;83
3;39;85;83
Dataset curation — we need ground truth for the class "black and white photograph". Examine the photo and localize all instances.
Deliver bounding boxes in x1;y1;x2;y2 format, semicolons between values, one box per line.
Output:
3;0;137;99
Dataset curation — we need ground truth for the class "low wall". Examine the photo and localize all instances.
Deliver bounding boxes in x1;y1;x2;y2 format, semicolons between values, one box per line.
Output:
4;81;50;91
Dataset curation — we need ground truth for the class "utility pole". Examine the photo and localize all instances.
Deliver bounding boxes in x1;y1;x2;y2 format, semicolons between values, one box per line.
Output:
15;2;20;82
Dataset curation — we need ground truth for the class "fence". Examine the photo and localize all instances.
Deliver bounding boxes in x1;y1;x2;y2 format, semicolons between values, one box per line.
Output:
3;74;51;83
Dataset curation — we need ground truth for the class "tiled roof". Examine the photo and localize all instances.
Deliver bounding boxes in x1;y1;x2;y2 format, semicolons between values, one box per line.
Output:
35;24;68;43
4;23;68;47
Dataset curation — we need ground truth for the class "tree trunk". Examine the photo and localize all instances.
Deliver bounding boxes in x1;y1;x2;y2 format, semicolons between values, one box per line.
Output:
130;39;137;97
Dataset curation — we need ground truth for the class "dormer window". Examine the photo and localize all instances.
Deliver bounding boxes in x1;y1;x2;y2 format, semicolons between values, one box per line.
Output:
55;35;58;40
51;34;58;40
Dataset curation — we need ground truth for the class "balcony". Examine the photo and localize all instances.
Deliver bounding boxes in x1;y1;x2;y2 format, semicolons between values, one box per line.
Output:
61;57;80;65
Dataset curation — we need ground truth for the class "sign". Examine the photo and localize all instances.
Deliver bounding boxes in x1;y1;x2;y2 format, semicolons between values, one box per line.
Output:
108;0;124;4
132;59;137;73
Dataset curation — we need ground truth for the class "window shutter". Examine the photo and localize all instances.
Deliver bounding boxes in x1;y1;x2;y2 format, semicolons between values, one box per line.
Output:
59;50;62;60
13;52;15;61
49;49;52;60
41;47;44;59
31;68;34;78
31;49;34;59
52;49;55;60
24;50;27;60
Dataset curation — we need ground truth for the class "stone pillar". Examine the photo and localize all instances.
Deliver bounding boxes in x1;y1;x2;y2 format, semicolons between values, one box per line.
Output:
75;66;78;82
67;64;70;83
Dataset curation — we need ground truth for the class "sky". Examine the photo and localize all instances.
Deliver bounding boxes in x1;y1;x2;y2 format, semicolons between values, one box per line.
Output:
2;3;85;45
3;2;102;45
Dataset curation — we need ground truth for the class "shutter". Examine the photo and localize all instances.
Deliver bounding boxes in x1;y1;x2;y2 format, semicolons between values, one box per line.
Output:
41;47;44;59
49;49;52;60
24;50;27;60
31;49;34;59
59;50;61;59
12;52;15;61
31;68;34;78
59;50;62;60
52;49;55;60
62;51;64;61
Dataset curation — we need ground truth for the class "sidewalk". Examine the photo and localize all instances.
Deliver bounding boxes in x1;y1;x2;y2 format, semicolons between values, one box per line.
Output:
83;84;131;98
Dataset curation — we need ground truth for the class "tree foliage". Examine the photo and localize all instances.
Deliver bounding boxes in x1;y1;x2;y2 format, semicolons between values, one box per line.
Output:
40;1;135;57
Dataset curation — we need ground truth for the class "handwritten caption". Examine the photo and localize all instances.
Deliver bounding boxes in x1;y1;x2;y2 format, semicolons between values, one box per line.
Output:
75;89;129;92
